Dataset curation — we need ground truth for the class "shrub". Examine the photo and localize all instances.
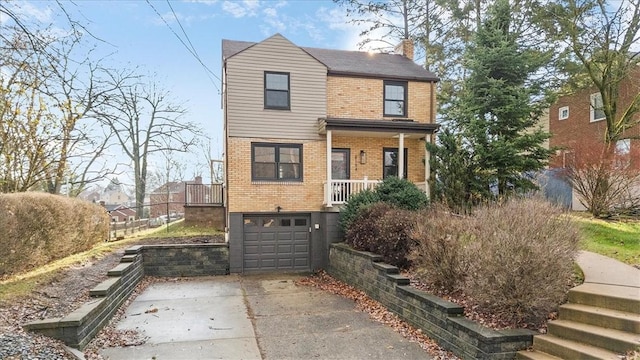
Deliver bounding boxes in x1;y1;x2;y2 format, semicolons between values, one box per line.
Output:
464;197;580;324
0;192;110;277
346;202;417;269
345;202;390;252
409;205;471;291
375;176;429;211
339;177;429;232
339;188;380;232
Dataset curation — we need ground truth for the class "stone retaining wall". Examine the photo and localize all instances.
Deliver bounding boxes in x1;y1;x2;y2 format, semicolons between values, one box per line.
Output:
23;243;229;349
327;243;535;360
142;244;229;276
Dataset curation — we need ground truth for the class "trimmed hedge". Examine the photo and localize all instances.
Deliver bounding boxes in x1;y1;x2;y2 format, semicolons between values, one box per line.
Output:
0;192;109;277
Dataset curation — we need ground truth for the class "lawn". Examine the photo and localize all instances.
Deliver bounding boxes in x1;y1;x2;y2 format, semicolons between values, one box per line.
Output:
572;214;640;266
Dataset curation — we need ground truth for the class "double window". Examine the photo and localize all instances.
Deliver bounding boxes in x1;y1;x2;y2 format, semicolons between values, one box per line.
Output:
384;80;407;117
264;72;290;109
590;93;605;122
252;143;302;181
383;148;408;179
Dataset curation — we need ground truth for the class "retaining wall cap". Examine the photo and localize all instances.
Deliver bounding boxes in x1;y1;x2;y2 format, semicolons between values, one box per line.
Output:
373;262;399;274
59;298;106;326
124;245;143;255
386;273;410;285
23;318;64;330
396;285;464;314
120;254;138;263
448;316;507;341
330;243;382;261
497;328;537;339
107;262;133;277
89;277;121;297
141;243;228;250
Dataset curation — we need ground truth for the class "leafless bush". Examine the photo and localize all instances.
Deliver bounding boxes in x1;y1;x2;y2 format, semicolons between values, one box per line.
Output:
409;205;471;291
464;197;580;324
563;141;640;218
0;192;109;277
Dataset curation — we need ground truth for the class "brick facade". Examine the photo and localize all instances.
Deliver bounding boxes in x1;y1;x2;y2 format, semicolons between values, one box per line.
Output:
549;68;640;169
327;76;434;123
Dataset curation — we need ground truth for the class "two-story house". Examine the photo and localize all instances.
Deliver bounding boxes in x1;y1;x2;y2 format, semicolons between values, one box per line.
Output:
549;66;640;209
222;34;438;273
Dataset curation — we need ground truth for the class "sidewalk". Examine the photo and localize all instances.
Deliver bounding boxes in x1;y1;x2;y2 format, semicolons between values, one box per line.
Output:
576;251;640;288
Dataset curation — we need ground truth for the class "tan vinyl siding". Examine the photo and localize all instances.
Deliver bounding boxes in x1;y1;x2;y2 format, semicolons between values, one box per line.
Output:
225;35;327;140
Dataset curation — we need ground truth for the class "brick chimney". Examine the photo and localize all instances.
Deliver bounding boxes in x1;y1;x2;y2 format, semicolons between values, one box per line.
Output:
394;38;414;61
195;176;202;184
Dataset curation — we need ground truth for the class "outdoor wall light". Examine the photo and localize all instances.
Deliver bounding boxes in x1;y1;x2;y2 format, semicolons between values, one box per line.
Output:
359;150;367;164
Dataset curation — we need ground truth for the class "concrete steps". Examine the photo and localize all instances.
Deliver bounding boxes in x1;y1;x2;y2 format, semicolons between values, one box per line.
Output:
529;334;621;360
568;283;640;314
547;319;639;354
517;279;640;359
515;349;563;360
559;303;640;333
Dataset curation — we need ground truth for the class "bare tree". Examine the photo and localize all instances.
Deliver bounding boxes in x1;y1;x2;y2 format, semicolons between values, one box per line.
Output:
564;140;640;217
97;73;202;217
542;0;640;143
0;4;123;194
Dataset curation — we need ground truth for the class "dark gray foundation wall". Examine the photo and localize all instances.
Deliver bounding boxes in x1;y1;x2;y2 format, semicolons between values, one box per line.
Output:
228;211;342;273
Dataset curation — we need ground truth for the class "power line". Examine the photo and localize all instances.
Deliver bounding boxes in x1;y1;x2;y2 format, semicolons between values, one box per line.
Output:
145;0;221;93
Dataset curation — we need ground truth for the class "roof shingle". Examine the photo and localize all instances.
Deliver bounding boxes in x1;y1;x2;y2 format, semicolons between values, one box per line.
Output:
222;37;438;82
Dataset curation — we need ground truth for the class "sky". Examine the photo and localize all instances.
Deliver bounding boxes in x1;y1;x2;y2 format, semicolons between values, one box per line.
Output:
5;0;388;188
2;0;392;190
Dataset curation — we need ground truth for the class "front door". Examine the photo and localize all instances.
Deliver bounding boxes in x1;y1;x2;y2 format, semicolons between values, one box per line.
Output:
331;149;350;180
331;149;350;202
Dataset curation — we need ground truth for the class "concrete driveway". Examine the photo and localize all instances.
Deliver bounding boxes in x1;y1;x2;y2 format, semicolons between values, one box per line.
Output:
100;274;431;360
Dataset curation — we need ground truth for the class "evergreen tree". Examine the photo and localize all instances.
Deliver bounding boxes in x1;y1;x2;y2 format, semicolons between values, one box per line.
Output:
450;0;553;197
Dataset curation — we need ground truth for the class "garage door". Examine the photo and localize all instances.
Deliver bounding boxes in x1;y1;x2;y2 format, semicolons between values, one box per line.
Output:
243;214;310;272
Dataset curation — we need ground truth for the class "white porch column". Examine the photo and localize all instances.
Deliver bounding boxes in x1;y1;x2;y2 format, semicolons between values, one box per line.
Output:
398;133;405;179
424;134;431;196
326;130;333;207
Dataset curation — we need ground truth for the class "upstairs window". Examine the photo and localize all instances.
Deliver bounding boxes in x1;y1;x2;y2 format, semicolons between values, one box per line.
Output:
590;93;605;122
384;81;407;117
252;143;302;181
559;106;569;120
264;72;290;109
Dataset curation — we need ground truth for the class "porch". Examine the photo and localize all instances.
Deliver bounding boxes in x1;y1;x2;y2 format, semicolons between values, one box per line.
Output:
324;178;428;206
318;118;438;208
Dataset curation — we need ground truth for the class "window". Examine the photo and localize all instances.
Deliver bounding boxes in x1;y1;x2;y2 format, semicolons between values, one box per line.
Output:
384;81;407;117
559;106;569;120
616;139;630;155
264;72;290;109
590;93;605;122
252;143;302;181
383;148;408;179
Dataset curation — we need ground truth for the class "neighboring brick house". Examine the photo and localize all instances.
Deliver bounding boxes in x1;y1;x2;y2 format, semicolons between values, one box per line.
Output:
149;176;217;218
548;67;640;209
104;204;136;222
222;33;438;273
549;67;640;168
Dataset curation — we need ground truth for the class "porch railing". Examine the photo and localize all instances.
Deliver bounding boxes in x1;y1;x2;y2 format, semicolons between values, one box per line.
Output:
324;177;382;206
185;183;224;205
